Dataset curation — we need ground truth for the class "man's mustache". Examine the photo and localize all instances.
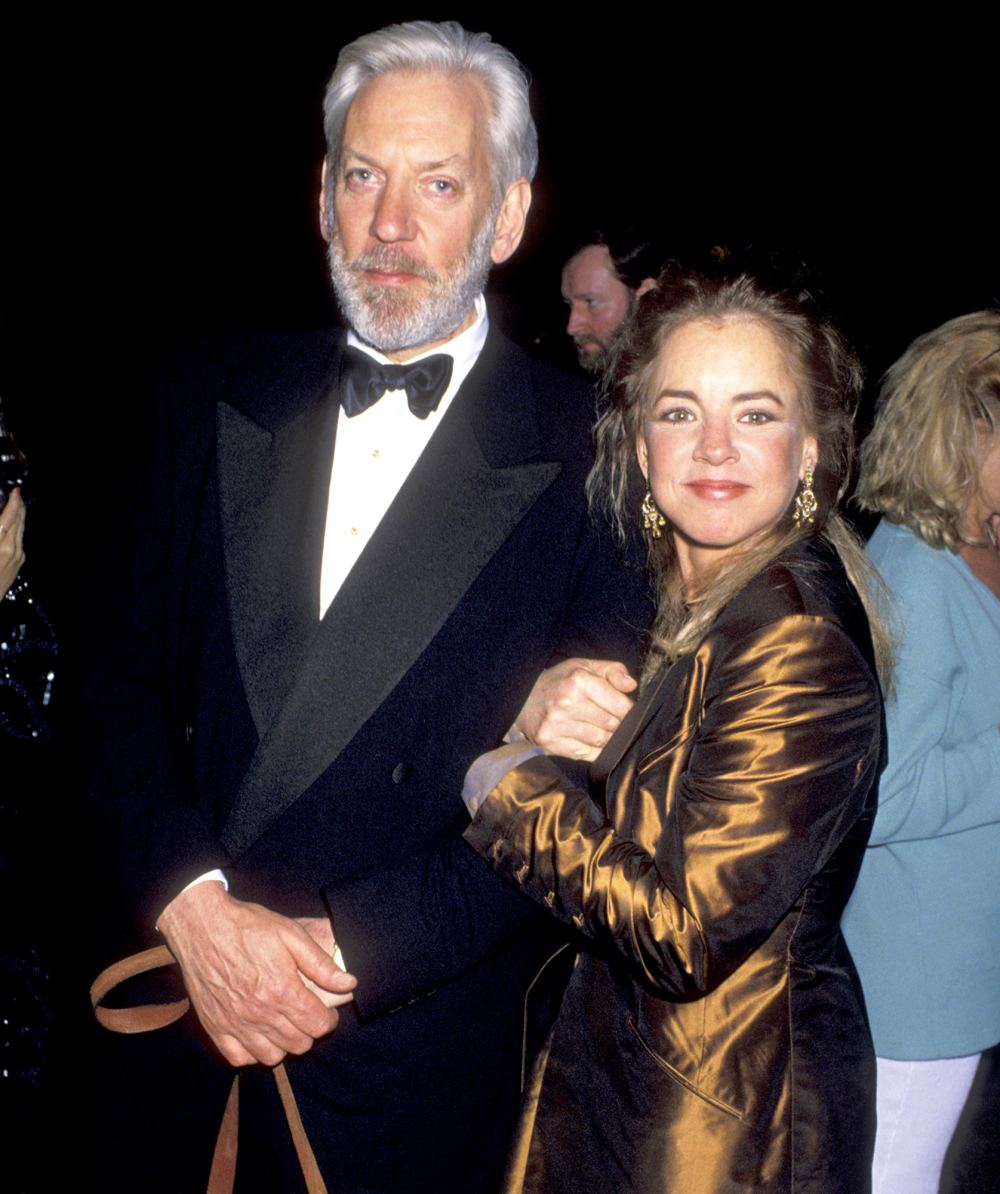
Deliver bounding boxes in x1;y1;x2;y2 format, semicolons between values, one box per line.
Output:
349;247;439;284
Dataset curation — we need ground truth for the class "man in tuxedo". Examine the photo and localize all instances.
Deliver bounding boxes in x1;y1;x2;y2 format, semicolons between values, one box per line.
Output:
86;20;648;1193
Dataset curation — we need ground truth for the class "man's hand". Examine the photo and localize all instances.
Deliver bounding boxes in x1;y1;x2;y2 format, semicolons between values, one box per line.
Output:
294;916;351;1006
157;881;356;1067
512;657;637;761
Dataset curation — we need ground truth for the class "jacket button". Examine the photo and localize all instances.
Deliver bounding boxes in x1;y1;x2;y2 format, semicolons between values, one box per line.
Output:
544;891;556;907
515;863;529;884
391;763;412;785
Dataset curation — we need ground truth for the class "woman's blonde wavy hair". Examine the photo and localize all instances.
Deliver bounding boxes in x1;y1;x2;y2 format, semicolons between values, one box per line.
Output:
856;311;1000;551
588;267;892;686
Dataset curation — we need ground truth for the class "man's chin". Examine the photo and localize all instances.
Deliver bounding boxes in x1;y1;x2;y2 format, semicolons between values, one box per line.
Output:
334;280;424;352
346;299;468;356
575;344;607;373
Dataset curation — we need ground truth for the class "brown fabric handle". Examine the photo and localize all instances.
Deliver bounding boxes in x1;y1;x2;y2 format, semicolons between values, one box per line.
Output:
90;944;190;1032
91;946;328;1194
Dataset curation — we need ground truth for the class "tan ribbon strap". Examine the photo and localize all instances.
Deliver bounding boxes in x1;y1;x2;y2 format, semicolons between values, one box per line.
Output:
274;1062;329;1194
91;945;328;1194
90;944;190;1033
207;1075;240;1194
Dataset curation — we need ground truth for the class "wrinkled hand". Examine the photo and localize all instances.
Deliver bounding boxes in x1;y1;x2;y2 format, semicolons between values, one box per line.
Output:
512;657;637;761
0;488;26;599
157;881;356;1067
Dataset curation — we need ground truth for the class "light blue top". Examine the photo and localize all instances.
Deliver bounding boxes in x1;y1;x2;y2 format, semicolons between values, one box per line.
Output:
842;519;1000;1059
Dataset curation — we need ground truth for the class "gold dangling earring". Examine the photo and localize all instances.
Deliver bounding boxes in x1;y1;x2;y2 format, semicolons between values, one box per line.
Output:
793;463;818;527
641;487;666;539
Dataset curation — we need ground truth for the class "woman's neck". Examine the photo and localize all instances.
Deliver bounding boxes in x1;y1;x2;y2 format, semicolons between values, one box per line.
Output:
958;503;1000;599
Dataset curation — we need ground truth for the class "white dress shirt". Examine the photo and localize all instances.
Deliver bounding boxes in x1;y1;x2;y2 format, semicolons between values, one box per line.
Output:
319;295;489;616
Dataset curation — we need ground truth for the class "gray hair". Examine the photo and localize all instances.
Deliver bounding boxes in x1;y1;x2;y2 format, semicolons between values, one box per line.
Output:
322;20;537;223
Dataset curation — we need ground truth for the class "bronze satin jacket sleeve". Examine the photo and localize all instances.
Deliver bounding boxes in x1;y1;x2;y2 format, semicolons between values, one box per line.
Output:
464;614;882;998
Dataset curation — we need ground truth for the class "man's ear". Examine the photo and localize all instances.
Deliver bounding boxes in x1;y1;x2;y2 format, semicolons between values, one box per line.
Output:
318;158;332;243
490;178;532;265
635;276;658;300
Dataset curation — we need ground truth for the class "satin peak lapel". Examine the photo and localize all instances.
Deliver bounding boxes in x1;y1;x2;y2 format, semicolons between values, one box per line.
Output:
216;396;335;738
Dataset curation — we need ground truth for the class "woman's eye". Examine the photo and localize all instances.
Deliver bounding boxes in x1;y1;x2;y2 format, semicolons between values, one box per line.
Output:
741;410;774;425
658;408;694;423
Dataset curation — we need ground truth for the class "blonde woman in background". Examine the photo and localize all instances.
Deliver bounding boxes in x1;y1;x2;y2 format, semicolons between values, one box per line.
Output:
842;311;1000;1194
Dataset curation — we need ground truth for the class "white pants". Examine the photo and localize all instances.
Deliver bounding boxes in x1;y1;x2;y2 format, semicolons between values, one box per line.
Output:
872;1053;981;1194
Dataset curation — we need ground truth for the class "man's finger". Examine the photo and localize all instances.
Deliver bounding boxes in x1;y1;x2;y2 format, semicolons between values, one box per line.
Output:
214;1033;259;1068
296;915;335;953
299;971;356;1009
285;923;357;995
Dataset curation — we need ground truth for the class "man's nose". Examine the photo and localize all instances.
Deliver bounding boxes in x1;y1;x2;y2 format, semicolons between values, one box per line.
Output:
370;178;415;243
567;305;588;337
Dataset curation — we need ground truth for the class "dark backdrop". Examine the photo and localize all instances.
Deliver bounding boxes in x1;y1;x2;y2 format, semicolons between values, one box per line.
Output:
3;12;997;493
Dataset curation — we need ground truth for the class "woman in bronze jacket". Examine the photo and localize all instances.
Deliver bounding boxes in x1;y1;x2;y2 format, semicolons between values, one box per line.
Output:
463;269;888;1193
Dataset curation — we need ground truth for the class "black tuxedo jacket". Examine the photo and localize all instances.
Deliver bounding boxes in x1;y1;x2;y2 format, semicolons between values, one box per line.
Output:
84;326;650;1192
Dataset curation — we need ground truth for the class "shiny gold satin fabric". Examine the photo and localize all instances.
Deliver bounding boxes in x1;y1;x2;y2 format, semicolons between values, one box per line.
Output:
465;543;883;1193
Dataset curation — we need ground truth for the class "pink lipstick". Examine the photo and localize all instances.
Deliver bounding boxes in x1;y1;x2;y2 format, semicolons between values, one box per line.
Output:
684;480;750;500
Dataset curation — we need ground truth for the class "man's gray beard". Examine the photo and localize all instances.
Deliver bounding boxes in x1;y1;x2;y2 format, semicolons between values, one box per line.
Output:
327;214;496;354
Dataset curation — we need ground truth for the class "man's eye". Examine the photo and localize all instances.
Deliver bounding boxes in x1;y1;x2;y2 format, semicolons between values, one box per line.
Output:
345;168;376;188
426;178;457;195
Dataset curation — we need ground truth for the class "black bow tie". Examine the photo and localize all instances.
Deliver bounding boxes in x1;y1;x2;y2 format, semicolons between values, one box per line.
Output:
341;347;454;420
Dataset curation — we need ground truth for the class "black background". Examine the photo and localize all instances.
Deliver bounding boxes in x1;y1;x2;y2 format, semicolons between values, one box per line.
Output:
4;12;997;475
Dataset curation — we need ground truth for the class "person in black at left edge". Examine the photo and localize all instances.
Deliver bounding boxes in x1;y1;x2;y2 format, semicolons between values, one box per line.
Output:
0;400;59;1191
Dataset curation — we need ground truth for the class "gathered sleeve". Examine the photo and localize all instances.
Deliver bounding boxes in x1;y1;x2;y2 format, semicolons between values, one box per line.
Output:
464;614;883;998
